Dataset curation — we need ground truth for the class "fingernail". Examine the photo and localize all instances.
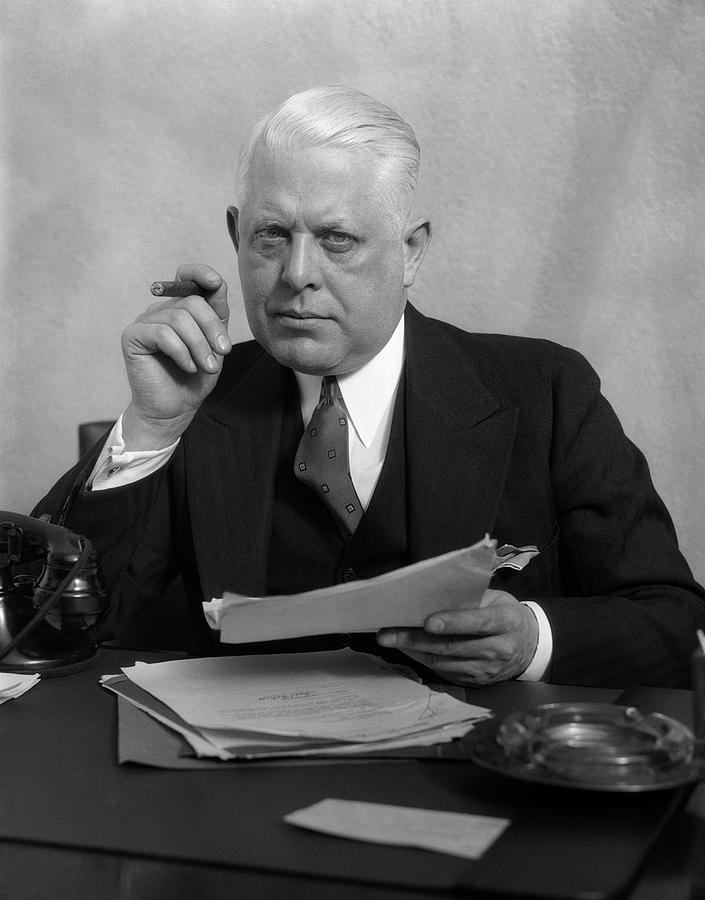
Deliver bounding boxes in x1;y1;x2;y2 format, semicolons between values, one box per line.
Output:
205;353;217;370
377;632;396;647
216;334;231;352
427;617;445;633
206;272;221;284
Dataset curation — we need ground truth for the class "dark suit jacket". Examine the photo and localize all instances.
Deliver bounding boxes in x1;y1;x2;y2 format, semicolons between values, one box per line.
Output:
36;304;705;687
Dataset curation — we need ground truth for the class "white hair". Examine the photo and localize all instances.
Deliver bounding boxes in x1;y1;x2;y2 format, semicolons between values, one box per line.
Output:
235;86;421;228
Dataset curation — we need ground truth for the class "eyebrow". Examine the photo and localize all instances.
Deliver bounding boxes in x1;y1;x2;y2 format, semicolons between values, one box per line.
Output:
250;216;356;233
317;220;352;230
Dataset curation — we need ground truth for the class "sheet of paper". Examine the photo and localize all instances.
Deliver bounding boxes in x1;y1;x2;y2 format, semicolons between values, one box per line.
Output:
0;671;40;703
221;719;478;759
102;674;231;759
285;798;510;860
210;536;497;644
195;692;486;755
119;650;490;745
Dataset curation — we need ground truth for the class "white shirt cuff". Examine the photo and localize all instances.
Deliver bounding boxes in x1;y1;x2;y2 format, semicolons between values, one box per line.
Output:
86;414;179;491
517;600;553;681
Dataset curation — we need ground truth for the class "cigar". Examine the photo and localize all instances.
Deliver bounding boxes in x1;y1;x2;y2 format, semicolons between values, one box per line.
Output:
150;280;207;298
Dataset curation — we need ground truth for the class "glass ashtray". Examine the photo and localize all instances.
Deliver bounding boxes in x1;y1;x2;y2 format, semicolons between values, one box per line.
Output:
467;702;702;791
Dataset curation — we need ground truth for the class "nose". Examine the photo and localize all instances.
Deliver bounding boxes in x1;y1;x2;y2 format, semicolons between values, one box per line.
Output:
282;233;321;292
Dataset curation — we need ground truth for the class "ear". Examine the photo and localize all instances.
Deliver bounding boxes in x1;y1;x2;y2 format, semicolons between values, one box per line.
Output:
402;218;431;288
226;206;240;252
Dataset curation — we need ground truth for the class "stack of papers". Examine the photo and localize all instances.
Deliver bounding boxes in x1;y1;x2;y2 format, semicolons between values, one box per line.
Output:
101;650;490;761
0;671;40;703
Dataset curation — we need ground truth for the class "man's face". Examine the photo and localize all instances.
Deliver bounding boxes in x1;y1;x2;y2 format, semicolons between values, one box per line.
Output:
231;145;419;375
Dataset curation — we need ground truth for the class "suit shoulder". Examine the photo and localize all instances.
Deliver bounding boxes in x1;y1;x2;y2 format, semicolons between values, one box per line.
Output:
420;313;596;379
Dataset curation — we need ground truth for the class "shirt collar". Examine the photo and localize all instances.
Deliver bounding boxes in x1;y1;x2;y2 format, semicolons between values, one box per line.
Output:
294;315;405;448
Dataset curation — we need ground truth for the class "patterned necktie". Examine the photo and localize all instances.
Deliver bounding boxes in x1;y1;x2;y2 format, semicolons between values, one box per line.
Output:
294;375;363;536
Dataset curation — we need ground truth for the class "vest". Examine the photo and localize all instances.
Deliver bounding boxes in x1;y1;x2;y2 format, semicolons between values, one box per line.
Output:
233;372;410;657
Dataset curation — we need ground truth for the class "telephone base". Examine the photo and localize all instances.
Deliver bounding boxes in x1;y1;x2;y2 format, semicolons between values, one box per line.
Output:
0;610;98;677
0;647;97;678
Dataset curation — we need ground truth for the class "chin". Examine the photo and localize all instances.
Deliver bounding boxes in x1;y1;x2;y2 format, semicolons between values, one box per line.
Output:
266;339;342;375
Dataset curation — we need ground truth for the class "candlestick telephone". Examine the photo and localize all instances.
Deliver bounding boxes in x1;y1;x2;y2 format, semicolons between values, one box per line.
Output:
0;511;109;675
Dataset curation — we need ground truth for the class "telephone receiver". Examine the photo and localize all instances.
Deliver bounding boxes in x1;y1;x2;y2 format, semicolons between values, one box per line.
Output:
0;511;109;676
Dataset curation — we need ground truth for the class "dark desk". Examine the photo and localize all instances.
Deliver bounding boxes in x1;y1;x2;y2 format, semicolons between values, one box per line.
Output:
0;648;703;900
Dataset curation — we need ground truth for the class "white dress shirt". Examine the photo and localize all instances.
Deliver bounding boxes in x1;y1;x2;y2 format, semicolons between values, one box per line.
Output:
294;315;405;510
86;315;551;679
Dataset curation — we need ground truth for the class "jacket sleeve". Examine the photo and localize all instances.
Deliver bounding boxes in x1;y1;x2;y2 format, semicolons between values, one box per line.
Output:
536;347;705;687
32;447;182;642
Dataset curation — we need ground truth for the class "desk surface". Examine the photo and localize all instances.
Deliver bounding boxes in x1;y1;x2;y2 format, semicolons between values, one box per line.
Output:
0;648;703;900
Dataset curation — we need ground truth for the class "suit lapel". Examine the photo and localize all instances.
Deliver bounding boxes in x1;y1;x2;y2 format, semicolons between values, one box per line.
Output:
404;305;519;560
185;351;289;599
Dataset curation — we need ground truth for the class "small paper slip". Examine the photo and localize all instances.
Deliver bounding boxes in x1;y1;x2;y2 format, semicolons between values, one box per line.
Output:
208;536;497;644
284;798;510;860
0;671;40;704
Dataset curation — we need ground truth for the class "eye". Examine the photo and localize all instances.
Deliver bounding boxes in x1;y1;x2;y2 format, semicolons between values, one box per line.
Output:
253;226;288;246
321;231;355;252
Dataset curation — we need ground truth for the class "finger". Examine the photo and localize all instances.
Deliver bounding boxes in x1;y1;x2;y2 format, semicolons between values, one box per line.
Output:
129;322;199;374
168;297;231;356
424;604;519;638
125;318;221;375
377;627;505;660
140;300;231;363
396;648;506;686
175;264;229;323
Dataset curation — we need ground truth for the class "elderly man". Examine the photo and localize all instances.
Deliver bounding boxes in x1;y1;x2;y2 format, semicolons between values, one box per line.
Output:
36;86;705;688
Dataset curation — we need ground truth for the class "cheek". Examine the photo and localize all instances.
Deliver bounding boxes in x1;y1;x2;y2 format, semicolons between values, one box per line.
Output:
351;260;405;320
240;252;279;293
239;267;270;327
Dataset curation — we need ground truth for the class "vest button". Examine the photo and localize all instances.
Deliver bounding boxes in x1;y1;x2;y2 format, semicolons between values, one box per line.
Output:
342;568;357;582
339;633;351;646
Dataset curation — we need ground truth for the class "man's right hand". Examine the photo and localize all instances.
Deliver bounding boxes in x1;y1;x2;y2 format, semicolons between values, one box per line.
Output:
120;264;231;451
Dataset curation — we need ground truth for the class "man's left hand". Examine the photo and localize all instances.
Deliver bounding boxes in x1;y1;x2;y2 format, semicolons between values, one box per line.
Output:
376;590;538;686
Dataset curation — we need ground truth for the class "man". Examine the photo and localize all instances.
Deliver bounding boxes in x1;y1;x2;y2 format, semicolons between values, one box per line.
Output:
36;86;705;688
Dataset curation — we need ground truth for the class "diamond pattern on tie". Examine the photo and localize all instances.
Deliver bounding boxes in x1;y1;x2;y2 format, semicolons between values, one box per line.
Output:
294;375;363;535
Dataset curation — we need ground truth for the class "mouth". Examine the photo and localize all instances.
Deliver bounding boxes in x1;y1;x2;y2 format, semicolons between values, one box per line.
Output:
274;310;329;326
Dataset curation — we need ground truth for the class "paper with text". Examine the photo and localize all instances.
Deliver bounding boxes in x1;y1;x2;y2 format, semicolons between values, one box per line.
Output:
119;650;489;748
